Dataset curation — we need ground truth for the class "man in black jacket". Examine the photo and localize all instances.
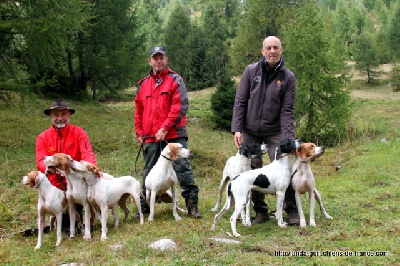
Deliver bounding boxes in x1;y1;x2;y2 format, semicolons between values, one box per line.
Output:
231;36;299;225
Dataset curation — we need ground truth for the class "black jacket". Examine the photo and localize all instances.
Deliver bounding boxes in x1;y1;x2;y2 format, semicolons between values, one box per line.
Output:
231;57;296;139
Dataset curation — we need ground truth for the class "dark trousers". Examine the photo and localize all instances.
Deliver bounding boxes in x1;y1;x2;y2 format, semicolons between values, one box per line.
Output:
61;204;83;229
243;132;298;214
140;138;199;209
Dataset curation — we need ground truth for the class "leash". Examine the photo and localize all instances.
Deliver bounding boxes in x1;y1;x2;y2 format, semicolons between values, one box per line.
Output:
45;168;67;191
290;156;314;179
134;135;165;176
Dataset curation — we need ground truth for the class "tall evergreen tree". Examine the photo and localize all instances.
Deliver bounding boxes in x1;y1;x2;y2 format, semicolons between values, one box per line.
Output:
1;0;92;95
230;0;295;75
387;1;400;60
201;2;229;85
135;0;165;79
351;18;380;83
281;0;351;146
210;68;237;131
185;23;208;90
164;5;192;81
77;0;142;99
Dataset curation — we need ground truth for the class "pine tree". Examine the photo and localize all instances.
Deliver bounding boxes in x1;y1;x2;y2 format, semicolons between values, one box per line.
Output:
281;0;351;146
210;69;237;131
164;5;192;79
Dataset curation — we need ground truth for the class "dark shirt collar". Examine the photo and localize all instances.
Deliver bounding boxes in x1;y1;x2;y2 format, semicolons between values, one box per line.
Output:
261;56;283;73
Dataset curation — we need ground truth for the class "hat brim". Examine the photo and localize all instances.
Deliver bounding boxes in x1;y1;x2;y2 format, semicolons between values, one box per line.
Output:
150;51;166;58
44;109;75;116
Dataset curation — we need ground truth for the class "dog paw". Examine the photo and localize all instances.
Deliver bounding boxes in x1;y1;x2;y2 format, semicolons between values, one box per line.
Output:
210;207;218;212
242;221;251;227
83;234;91;240
233;232;241;238
300;222;307;227
278;222;287;228
325;215;333;219
174;215;182;221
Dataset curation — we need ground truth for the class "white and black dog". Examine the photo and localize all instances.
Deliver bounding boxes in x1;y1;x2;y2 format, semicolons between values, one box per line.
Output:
210;142;267;212
212;139;301;237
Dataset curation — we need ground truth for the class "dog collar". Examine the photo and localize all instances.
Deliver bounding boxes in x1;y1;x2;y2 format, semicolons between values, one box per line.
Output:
161;155;172;161
34;178;43;188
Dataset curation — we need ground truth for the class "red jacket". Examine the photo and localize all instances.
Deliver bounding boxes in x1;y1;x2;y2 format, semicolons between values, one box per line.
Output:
134;67;188;143
36;124;97;190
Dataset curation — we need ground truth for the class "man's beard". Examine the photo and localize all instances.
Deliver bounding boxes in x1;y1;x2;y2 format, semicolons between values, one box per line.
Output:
52;119;69;129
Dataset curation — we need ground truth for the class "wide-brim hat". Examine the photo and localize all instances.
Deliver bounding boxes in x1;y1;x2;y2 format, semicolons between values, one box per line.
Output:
44;99;75;116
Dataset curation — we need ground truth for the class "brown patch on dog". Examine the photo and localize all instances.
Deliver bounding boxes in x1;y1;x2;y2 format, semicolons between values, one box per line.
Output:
52;153;71;175
296;143;317;161
87;163;102;178
27;170;39;188
168;143;179;161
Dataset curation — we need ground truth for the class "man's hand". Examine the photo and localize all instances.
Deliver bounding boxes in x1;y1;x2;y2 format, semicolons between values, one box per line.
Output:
234;132;242;149
156;128;168;141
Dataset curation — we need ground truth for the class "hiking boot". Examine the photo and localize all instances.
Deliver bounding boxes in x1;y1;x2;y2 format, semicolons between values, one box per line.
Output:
251;212;270;224
156;193;173;204
187;202;202;219
134;206;149;218
286;212;300;226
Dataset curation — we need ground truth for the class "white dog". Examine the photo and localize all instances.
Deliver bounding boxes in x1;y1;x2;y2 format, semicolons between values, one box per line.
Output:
22;171;68;249
291;142;333;227
212;139;301;237
145;142;191;222
70;159;144;240
43;153;94;240
210;142;267;212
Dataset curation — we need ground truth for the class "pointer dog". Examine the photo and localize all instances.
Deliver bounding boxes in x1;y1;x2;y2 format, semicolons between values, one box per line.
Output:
22;171;68;249
70;159;144;240
210;142;267;212
43;153;95;240
291;142;333;227
212;139;301;237
145;143;191;222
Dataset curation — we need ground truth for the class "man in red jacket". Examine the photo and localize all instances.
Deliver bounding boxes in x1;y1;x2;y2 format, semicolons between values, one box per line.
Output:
134;46;201;219
36;99;98;234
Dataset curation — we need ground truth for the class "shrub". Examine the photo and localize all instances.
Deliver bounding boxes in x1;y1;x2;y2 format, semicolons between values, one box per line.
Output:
210;73;237;131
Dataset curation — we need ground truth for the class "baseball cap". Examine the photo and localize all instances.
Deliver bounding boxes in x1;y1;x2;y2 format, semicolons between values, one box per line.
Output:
44;99;75;116
149;46;167;57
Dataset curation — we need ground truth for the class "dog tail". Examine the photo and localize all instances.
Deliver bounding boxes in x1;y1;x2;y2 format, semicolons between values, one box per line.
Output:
223;182;233;209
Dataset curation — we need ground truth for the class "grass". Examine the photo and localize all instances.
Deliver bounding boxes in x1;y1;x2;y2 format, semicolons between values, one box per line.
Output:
0;79;399;265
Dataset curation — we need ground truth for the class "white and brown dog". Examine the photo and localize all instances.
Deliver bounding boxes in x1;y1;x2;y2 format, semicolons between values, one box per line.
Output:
212;139;301;237
43;153;94;240
70;159;143;240
145;143;191;222
210;142;267;212
22;171;68;249
291;142;333;227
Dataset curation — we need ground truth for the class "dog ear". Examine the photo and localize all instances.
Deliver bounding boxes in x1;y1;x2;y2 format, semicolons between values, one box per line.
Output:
94;165;103;177
62;160;70;175
298;145;308;161
28;171;38;188
89;164;102;178
169;144;178;160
